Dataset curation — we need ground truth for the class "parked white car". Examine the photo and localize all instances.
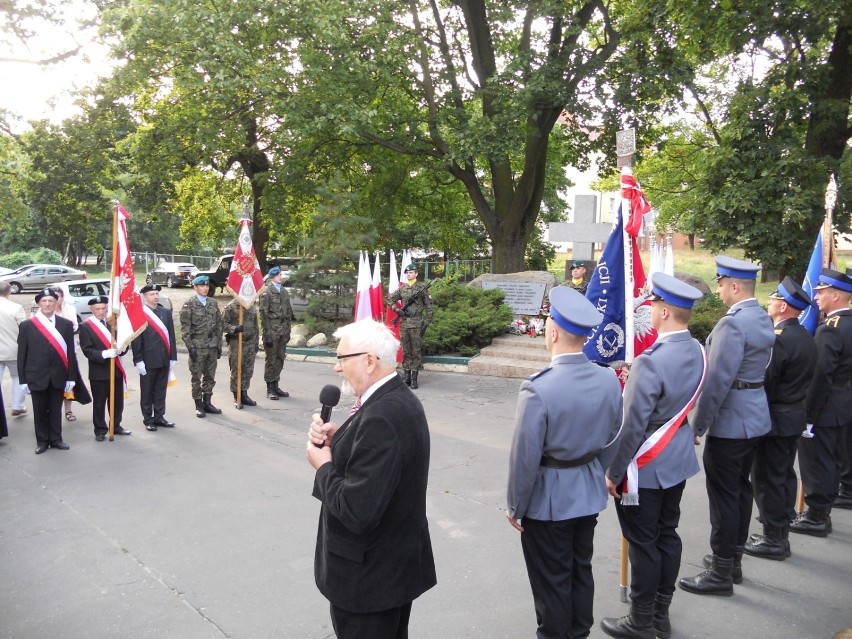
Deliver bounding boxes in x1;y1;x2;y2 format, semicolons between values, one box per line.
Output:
31;278;172;323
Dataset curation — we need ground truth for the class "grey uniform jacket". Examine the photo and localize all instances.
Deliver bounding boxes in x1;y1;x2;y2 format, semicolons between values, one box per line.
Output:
607;331;704;490
691;298;774;439
507;352;623;521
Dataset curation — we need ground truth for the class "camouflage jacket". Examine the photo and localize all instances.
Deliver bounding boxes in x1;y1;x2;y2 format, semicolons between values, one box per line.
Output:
388;280;433;328
180;296;223;349
257;283;293;338
222;300;259;346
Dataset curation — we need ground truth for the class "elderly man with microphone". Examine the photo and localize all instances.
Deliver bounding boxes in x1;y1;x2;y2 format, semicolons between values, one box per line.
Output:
306;319;436;639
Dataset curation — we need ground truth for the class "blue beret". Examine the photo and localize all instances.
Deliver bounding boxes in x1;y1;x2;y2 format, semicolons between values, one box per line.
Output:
815;268;852;294
650;273;703;309
267;266;281;277
714;256;761;280
548;287;602;336
769;276;813;310
192;275;210;286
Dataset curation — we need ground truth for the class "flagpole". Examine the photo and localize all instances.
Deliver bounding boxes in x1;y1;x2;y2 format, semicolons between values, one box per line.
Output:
108;202;119;441
236;305;244;409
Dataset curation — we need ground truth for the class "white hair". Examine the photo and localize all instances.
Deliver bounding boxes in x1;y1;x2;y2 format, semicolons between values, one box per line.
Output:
334;319;400;364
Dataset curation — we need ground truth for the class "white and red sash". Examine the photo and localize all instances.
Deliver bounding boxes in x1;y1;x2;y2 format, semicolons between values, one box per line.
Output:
32;312;69;369
143;305;171;356
85;317;127;386
621;345;707;506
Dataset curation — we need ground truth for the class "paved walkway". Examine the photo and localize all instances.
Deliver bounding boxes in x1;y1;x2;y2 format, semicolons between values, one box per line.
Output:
2;357;851;638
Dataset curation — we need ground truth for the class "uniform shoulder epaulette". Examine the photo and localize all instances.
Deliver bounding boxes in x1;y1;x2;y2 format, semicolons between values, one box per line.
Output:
529;366;552;381
825;316;841;328
727;307;741;316
774;327;783;335
642;342;661;356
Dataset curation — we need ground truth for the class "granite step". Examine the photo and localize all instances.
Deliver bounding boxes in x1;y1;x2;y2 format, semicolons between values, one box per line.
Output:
468;334;551;378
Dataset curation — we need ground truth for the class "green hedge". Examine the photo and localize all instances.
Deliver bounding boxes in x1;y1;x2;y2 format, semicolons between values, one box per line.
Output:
688;294;727;344
0;248;63;269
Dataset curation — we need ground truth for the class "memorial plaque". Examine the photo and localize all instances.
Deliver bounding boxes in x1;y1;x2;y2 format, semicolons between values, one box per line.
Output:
482;281;547;315
616;128;636;156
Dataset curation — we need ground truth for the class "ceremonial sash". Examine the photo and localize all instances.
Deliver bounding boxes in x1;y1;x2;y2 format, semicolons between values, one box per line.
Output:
32;312;69;369
622;345;707;506
85;318;127;386
143;305;171;356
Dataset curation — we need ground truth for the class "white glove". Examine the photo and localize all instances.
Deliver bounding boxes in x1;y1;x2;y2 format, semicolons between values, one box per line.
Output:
802;424;814;439
64;381;75;393
101;349;117;359
136;361;147;376
21;383;30;394
169;360;176;370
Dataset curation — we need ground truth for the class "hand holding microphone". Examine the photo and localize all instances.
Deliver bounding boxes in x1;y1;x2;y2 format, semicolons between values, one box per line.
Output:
312;384;341;449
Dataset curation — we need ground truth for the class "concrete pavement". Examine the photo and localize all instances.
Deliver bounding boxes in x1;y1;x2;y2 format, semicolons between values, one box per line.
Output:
1;355;851;638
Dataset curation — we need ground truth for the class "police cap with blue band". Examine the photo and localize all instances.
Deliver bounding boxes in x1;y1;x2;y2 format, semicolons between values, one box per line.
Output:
649;272;703;309
713;255;761;280
814;268;852;294
769;276;814;310
547;286;603;336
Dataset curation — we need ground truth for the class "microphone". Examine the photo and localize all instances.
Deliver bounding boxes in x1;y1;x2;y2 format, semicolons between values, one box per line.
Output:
316;385;342;448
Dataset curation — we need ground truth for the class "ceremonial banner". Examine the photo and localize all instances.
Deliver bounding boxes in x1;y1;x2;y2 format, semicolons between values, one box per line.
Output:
226;218;265;308
384;250;404;363
110;204;148;352
621;174;651;237
800;228;836;335
354;251;374;322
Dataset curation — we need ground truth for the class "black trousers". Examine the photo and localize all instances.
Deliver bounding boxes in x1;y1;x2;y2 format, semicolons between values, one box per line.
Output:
139;366;168;425
521;515;597;639
90;377;124;436
330;601;412;639
752;435;799;527
798;425;842;510
30;385;64;446
704;436;759;558
615;481;686;604
839;420;852;493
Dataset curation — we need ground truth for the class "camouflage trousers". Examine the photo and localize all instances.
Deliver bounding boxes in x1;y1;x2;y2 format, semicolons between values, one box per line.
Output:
229;342;257;393
400;325;424;372
264;334;289;383
189;346;218;399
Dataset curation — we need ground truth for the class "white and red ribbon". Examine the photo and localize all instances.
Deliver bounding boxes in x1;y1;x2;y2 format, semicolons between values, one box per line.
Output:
32;312;69;369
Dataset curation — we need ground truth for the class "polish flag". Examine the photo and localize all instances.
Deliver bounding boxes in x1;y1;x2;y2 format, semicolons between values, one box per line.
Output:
109;204;148;352
353;251;374;322
370;251;384;322
385;250;403;363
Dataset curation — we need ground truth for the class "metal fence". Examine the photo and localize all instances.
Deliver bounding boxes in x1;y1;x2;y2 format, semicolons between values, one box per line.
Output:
103;251;221;273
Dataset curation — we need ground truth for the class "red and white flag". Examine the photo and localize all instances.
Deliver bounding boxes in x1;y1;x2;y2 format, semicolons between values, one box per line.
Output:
370;251;384;322
226;218;265;308
354;251;374;322
384;250;403;363
621;174;651;237
109;204;148;352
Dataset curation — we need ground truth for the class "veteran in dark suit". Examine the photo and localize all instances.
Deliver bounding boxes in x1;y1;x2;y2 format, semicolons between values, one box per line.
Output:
601;274;705;639
506;287;623;639
132;284;178;431
745;278;816;559
17;288;78;454
791;268;852;536
78;296;132;441
680;256;775;597
307;319;436;639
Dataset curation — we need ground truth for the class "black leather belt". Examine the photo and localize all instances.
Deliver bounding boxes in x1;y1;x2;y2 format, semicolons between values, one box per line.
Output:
540;451;598;469
770;400;805;412
731;380;764;390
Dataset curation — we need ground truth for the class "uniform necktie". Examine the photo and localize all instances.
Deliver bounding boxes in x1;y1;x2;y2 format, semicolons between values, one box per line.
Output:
349;398;362;416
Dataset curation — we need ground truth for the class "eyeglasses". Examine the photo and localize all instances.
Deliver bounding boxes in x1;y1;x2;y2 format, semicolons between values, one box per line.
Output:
336;351;369;361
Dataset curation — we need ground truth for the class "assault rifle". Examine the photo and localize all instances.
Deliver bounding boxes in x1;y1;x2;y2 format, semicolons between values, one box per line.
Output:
391;279;434;329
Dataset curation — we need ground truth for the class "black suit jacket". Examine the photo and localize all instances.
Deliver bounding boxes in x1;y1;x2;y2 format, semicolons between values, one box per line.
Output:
806;309;852;428
764;318;818;437
131;305;177;370
17;314;77;391
313;374;436;613
79;320;121;382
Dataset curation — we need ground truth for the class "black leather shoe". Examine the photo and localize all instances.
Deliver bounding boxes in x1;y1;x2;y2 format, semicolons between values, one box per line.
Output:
156;418;175;428
834;492;852;510
50;441;70;450
35;444;49;455
146;424;158;432
790;510;831;537
114;427;132;435
274;386;289;398
96;434;106;442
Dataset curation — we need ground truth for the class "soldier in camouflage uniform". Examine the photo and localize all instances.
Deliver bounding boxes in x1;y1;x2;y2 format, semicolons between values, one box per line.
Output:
222;298;259;408
257;266;294;400
180;275;224;418
388;263;433;389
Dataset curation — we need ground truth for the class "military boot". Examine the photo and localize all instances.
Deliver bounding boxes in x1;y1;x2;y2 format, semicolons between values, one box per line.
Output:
653;592;673;639
834;488;852;510
266;382;279;400
790;508;831;537
195;399;206;418
404;370;411;386
273;383;289;398
702;546;743;584
410;371;419;389
679;555;734;597
600;602;655;639
241;391;257;407
203;394;222;414
744;525;786;560
782;526;791;557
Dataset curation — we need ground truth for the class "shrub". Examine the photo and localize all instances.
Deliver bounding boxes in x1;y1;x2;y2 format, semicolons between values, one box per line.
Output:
688;294;727;344
0;248;63;269
422;279;514;357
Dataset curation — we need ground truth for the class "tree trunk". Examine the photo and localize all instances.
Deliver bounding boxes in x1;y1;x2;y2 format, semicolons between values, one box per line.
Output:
490;223;532;273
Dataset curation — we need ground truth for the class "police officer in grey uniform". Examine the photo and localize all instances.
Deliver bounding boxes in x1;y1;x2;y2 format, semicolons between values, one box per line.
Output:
180;275;223;418
746;277;817;559
680;256;774;597
257;266;293;400
222;297;259;407
601;274;705;639
791;268;852;535
507;287;623;639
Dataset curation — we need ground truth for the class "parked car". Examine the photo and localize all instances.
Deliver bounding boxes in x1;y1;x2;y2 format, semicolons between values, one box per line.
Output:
146;262;199;288
0;264;87;293
0;266;13;276
30;278;172;323
195;254;234;293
